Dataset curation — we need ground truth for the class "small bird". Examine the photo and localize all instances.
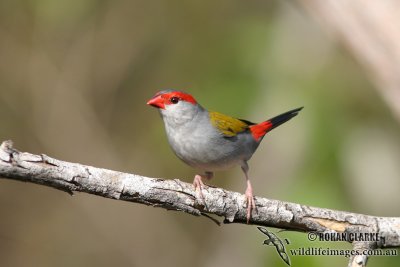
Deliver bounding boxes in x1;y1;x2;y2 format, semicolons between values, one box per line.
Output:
147;90;302;223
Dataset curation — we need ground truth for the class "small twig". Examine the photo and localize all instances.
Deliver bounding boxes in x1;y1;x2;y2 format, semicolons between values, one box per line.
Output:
348;242;376;267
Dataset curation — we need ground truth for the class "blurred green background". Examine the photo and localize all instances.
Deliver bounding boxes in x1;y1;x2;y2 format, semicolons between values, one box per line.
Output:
0;1;399;266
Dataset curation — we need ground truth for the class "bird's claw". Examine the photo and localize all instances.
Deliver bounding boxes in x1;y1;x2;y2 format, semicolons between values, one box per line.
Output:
245;188;256;224
193;174;206;203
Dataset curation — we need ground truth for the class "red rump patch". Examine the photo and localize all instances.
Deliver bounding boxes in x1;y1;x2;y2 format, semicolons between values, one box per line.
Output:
249;121;273;141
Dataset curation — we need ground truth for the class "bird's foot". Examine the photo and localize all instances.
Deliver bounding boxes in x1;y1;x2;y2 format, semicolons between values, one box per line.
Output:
193;174;206;203
245;186;256;224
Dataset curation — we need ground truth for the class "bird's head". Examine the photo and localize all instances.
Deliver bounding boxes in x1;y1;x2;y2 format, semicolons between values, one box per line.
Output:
147;90;203;126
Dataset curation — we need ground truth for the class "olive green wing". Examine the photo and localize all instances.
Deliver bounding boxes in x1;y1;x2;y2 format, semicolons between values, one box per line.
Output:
209;111;253;137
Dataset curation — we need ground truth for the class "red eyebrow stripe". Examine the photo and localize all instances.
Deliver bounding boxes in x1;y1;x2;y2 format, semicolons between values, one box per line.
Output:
161;91;197;105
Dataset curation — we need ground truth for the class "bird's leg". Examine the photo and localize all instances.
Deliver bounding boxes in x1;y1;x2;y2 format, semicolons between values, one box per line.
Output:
241;162;256;223
192;172;213;203
193;174;205;200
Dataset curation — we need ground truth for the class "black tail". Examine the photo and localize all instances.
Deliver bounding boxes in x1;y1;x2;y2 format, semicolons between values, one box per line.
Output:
249;107;303;141
267;107;303;132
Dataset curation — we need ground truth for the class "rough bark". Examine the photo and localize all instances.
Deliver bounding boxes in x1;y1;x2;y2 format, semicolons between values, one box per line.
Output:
0;140;399;265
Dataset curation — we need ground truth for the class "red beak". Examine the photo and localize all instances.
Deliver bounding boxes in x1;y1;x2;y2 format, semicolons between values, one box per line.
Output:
147;95;165;109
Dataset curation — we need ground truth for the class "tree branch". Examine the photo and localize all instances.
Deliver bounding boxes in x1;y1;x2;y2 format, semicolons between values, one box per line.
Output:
1;140;399;261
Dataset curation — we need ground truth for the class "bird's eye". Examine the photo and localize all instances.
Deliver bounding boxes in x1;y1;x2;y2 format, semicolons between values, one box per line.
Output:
170;96;180;104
